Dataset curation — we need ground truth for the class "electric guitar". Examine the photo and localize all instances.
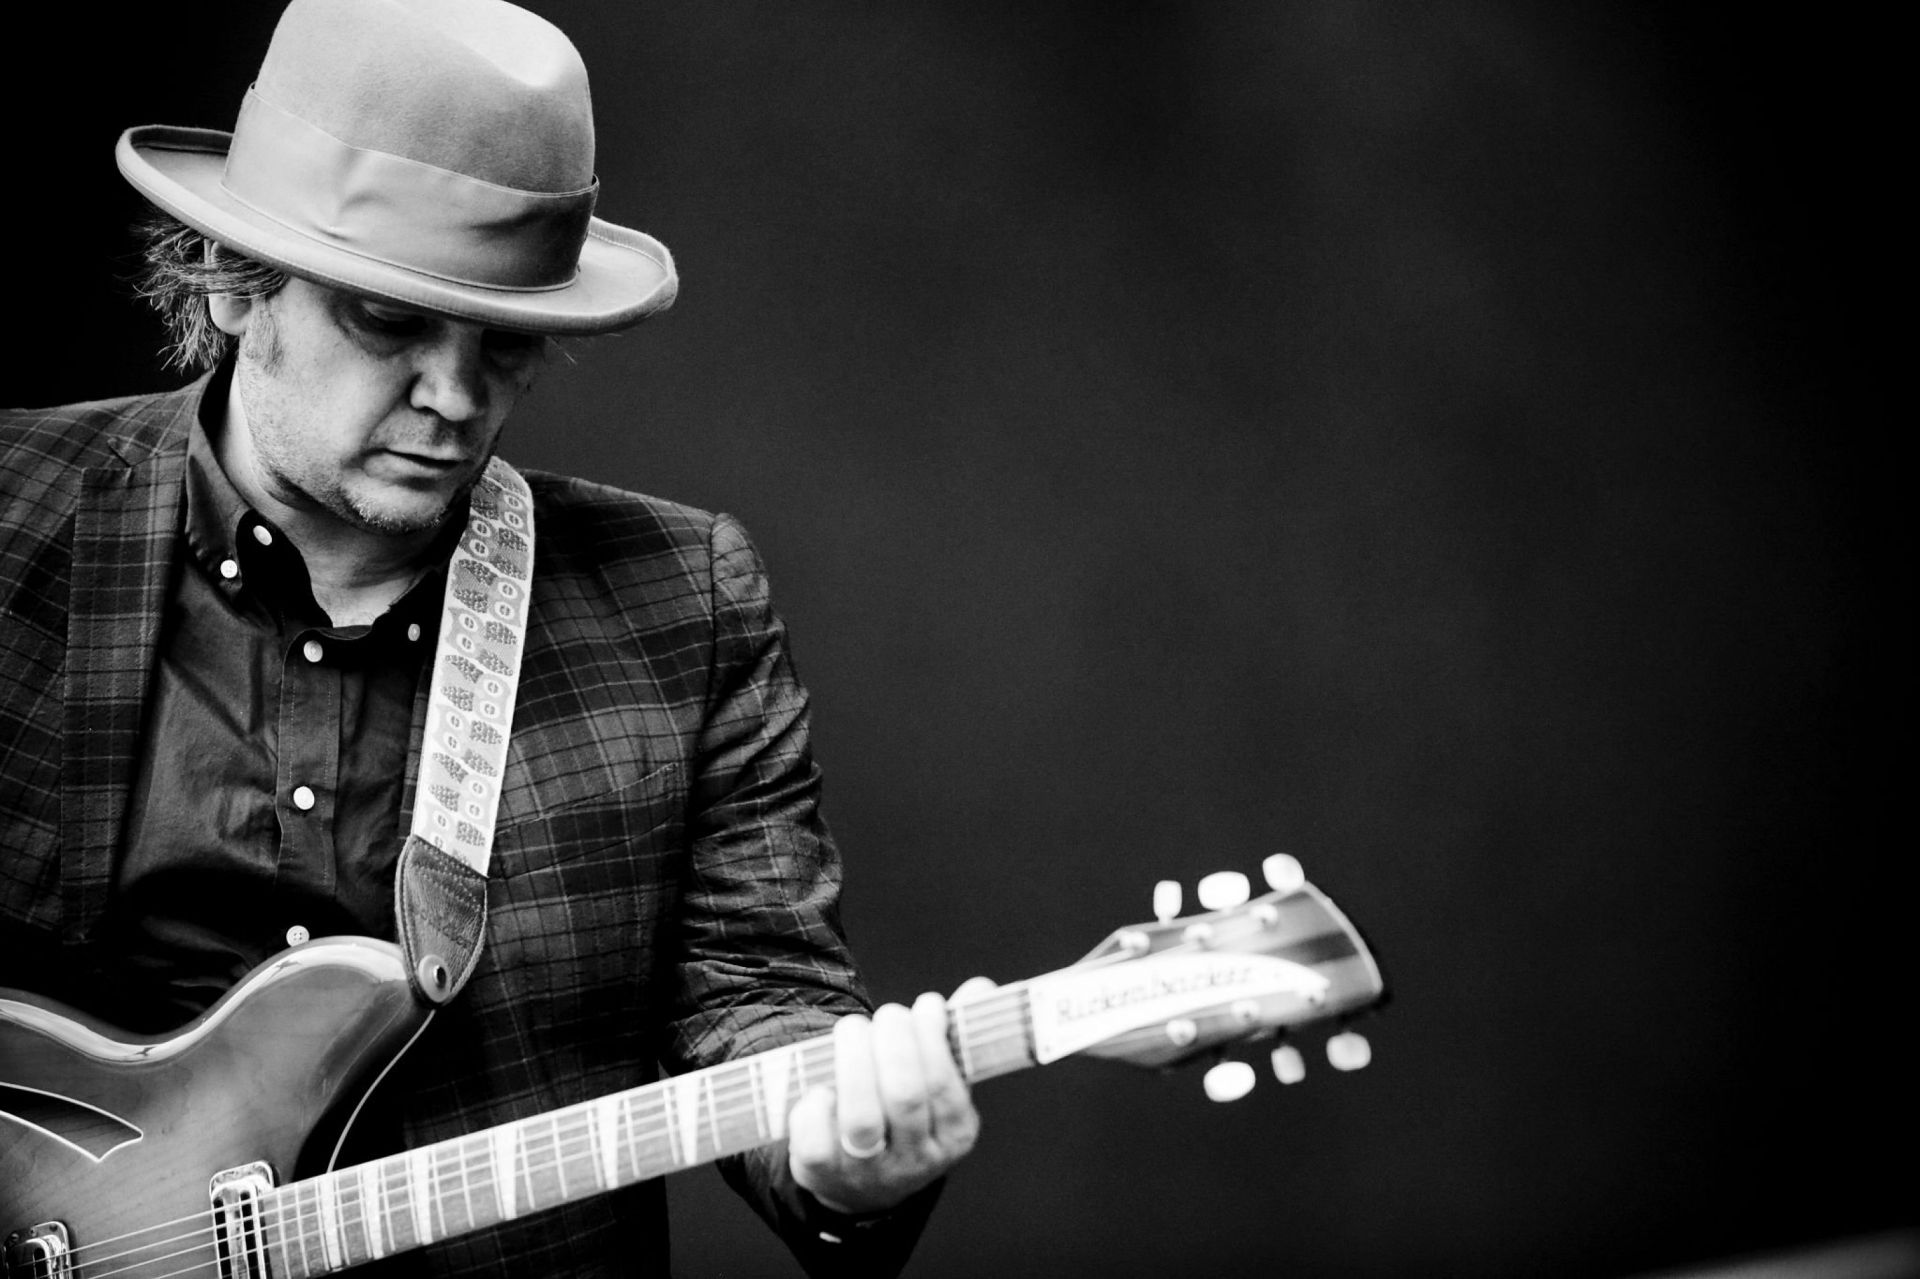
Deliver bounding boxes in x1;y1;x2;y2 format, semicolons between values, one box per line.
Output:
0;857;1384;1278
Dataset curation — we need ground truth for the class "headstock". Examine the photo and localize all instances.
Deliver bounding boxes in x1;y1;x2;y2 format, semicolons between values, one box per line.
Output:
1024;855;1385;1098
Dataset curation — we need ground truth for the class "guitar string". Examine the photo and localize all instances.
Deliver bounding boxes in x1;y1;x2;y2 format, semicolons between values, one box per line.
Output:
55;1020;1039;1279
48;990;1041;1266
69;962;1255;1278
55;999;1038;1279
63;1001;1049;1279
255;991;1082;1263
63;927;1308;1279
100;985;1308;1279
260;995;1043;1242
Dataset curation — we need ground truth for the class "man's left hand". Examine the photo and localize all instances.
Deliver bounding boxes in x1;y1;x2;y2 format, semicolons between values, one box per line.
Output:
787;977;995;1215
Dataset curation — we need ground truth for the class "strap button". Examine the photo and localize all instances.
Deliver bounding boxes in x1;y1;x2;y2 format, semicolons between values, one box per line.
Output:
417;954;452;999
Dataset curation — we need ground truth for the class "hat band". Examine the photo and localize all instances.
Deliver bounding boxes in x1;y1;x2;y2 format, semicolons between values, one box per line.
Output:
220;89;597;292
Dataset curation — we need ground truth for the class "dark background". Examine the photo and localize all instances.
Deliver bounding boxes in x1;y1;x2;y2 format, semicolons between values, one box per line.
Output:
5;4;1906;1277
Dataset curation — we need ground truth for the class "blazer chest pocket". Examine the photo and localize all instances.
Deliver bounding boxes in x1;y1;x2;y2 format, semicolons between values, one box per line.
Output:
476;761;684;1050
492;758;684;872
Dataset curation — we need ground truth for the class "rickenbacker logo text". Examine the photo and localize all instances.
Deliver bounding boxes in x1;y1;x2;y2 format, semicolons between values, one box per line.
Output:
1052;961;1262;1023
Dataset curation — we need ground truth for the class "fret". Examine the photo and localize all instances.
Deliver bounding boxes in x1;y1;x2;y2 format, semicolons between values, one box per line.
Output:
714;1063;764;1153
952;987;1038;1082
440;1137;462;1234
624;1086;675;1182
591;1093;623;1188
485;1124;515;1221
376;1154;412;1253
333;1164;366;1268
409;1146;435;1247
359;1163;385;1261
316;1172;345;1272
291;1175;322;1275
751;1045;793;1141
665;1070;705;1167
554;1111;578;1201
258;988;1043;1275
264;1184;302;1279
559;1104;599;1195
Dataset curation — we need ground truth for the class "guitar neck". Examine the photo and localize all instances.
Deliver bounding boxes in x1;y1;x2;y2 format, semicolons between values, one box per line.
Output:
264;986;1038;1276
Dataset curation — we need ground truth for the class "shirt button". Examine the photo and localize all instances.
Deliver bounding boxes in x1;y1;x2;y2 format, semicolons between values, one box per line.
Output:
219;559;239;580
303;639;325;663
251;524;274;547
407;623;423;642
286;924;310;946
292;785;316;811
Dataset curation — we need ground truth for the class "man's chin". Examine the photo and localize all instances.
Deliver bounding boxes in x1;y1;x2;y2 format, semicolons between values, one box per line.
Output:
344;486;468;538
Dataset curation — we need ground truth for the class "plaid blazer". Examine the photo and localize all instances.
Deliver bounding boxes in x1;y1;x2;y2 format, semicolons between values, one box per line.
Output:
0;378;929;1276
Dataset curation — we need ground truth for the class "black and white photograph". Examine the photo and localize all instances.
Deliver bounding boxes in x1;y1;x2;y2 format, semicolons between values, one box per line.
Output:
2;3;1904;1276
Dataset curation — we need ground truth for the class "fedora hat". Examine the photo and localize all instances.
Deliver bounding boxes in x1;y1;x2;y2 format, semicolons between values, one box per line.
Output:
116;0;676;334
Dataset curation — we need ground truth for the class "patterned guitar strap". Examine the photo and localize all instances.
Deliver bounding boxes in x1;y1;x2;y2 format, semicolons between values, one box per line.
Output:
393;458;533;1004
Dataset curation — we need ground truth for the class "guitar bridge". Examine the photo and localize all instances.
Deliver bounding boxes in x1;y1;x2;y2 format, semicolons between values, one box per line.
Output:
2;1223;71;1278
210;1162;276;1279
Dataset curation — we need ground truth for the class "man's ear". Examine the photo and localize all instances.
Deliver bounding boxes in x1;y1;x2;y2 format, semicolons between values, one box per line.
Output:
208;293;257;336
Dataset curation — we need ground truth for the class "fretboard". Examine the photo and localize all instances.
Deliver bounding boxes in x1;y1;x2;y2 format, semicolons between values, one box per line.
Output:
262;985;1037;1276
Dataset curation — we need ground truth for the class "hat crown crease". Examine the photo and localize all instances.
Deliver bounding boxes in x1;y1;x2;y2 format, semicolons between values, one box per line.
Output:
255;0;593;195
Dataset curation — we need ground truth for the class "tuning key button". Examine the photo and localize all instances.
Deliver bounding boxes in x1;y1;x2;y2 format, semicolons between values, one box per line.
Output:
1166;1018;1199;1048
1203;1060;1257;1102
1197;871;1251;911
1271;1044;1306;1085
1262;854;1305;896
1153;880;1182;923
1327;1031;1372;1072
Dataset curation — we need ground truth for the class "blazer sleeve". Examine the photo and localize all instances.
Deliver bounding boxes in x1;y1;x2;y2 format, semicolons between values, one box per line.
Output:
655;511;939;1277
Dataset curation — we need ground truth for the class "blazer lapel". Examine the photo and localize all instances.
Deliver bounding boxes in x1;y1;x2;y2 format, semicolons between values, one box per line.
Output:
59;398;193;944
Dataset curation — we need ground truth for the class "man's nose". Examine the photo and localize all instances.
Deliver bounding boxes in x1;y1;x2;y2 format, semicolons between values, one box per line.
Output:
409;330;489;422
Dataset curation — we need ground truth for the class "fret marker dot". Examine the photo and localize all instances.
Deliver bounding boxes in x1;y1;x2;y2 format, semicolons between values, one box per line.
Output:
219;559;239;580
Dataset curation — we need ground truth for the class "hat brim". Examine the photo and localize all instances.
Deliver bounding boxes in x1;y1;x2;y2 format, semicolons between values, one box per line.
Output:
118;125;677;335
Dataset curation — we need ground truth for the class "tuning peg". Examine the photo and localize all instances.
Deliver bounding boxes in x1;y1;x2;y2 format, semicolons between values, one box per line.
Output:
1153;880;1182;923
1270;1044;1306;1085
1165;1017;1199;1048
1197;871;1251;911
1203;1060;1257;1102
1262;853;1305;895
1326;1031;1372;1072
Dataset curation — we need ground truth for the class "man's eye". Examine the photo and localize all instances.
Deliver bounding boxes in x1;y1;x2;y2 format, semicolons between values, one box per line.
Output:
485;332;546;364
357;305;427;336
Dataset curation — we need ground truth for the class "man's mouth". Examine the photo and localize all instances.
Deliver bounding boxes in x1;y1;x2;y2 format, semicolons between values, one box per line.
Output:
380;449;464;473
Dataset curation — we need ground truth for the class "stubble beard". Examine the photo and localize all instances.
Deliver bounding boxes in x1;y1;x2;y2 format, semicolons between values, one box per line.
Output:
236;308;485;539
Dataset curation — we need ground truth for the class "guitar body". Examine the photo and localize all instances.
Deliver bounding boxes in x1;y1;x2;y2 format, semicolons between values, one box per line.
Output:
0;937;425;1264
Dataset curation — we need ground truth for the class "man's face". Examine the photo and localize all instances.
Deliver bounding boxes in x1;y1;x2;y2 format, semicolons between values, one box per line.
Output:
224;277;546;539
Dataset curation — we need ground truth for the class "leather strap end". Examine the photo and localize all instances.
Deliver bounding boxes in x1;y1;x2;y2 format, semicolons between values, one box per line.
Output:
395;833;490;1005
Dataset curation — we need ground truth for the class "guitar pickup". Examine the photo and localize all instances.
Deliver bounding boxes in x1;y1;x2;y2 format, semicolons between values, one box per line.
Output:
210;1162;276;1279
2;1222;71;1278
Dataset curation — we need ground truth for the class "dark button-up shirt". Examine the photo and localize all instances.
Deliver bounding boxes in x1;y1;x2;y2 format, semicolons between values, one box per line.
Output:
103;375;450;1030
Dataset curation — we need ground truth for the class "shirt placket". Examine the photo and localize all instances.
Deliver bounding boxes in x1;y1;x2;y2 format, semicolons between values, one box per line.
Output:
275;627;343;899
